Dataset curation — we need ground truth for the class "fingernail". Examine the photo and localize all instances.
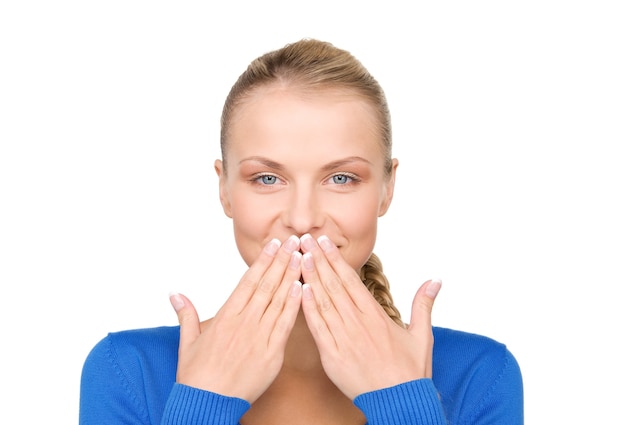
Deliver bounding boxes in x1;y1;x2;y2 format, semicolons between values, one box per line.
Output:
300;233;316;251
283;235;300;253
264;238;281;256
302;283;313;300
317;235;334;252
425;279;442;299
289;251;302;269
169;292;184;312
290;281;302;297
303;252;314;270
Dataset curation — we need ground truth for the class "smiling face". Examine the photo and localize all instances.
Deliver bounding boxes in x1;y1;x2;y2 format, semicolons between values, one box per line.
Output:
215;85;398;271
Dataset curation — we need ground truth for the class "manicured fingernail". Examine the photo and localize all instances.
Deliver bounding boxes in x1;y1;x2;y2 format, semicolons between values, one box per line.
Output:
289;251;302;269
303;252;314;270
302;283;313;300
264;238;281;256
300;233;316;251
290;281;302;297
425;279;442;299
169;292;184;312
283;235;300;253
317;235;334;252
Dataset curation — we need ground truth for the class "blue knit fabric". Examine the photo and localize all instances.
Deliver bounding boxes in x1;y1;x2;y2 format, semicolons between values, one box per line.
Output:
79;326;523;424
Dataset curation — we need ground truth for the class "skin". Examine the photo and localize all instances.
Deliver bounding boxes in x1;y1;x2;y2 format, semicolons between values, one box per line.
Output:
217;86;394;270
169;85;441;423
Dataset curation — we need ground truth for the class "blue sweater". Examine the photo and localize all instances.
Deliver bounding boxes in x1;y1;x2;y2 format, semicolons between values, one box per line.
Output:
79;326;523;424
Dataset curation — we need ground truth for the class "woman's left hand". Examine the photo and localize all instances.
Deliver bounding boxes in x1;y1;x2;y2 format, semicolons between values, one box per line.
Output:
299;233;442;400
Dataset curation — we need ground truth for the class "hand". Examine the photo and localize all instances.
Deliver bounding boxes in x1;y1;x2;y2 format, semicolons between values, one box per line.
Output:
299;234;441;400
169;235;303;403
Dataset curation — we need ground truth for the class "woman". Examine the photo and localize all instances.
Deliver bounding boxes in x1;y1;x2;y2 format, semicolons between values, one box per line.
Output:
80;38;523;424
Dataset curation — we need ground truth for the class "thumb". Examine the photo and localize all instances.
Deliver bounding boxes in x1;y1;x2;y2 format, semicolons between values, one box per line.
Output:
407;279;442;336
169;292;201;349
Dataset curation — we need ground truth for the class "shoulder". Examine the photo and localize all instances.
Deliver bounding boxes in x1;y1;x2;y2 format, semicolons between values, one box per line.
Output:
80;326;181;423
432;326;523;423
432;325;521;381
82;325;180;387
85;325;180;364
433;326;512;358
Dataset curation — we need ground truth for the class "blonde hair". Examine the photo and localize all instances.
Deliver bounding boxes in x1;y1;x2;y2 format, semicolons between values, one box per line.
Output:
221;38;403;326
360;253;404;327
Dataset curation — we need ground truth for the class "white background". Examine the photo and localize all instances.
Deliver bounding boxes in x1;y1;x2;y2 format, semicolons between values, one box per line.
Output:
1;1;624;423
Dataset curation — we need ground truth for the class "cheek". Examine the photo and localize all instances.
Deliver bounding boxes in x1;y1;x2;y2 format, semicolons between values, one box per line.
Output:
229;193;277;266
330;195;380;270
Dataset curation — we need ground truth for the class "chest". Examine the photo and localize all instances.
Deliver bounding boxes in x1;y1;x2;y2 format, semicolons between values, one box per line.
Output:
240;372;365;425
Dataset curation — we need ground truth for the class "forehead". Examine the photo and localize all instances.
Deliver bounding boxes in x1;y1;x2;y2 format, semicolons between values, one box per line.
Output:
227;86;382;159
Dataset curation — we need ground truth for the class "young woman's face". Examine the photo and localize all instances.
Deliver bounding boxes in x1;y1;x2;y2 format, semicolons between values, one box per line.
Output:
215;87;398;271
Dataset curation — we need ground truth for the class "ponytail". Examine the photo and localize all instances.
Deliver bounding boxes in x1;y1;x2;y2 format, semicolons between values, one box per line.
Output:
359;253;404;327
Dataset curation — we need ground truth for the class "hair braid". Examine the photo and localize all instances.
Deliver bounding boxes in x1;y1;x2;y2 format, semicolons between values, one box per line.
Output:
360;253;405;328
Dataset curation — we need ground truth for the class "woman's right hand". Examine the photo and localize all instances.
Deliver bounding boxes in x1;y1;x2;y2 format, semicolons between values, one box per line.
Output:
169;235;303;403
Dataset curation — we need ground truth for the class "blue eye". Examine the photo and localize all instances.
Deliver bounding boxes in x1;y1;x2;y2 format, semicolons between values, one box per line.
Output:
259;175;277;185
331;174;352;184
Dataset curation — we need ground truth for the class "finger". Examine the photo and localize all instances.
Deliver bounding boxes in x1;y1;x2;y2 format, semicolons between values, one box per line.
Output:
302;233;381;345
260;250;302;329
301;248;351;347
267;280;303;350
218;237;290;316
169;292;201;351
219;238;281;315
247;235;301;318
305;235;379;330
300;234;346;298
316;235;378;313
301;250;343;319
301;282;336;352
407;279;442;337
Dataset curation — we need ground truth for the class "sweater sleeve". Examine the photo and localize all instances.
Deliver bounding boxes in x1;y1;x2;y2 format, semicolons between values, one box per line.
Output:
353;379;447;425
80;333;250;425
160;384;250;425
353;345;524;425
81;332;442;425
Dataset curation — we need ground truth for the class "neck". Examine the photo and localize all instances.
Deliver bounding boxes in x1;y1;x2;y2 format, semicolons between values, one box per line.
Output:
282;310;323;373
242;309;367;424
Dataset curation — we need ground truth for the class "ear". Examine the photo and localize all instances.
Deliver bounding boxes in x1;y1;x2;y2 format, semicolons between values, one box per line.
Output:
378;158;399;217
214;159;233;218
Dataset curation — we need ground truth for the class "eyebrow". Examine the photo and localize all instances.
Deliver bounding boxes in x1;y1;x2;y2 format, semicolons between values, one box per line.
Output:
238;156;285;171
321;156;372;172
238;156;372;171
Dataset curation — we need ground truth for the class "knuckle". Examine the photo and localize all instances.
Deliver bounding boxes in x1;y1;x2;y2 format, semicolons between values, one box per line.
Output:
240;276;257;289
273;249;292;266
318;296;333;312
324;276;342;293
178;311;193;324
267;293;285;312
416;297;434;313
274;314;293;333
257;277;274;294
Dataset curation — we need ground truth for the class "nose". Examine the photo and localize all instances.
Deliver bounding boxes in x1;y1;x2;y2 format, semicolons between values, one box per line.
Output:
283;186;324;236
